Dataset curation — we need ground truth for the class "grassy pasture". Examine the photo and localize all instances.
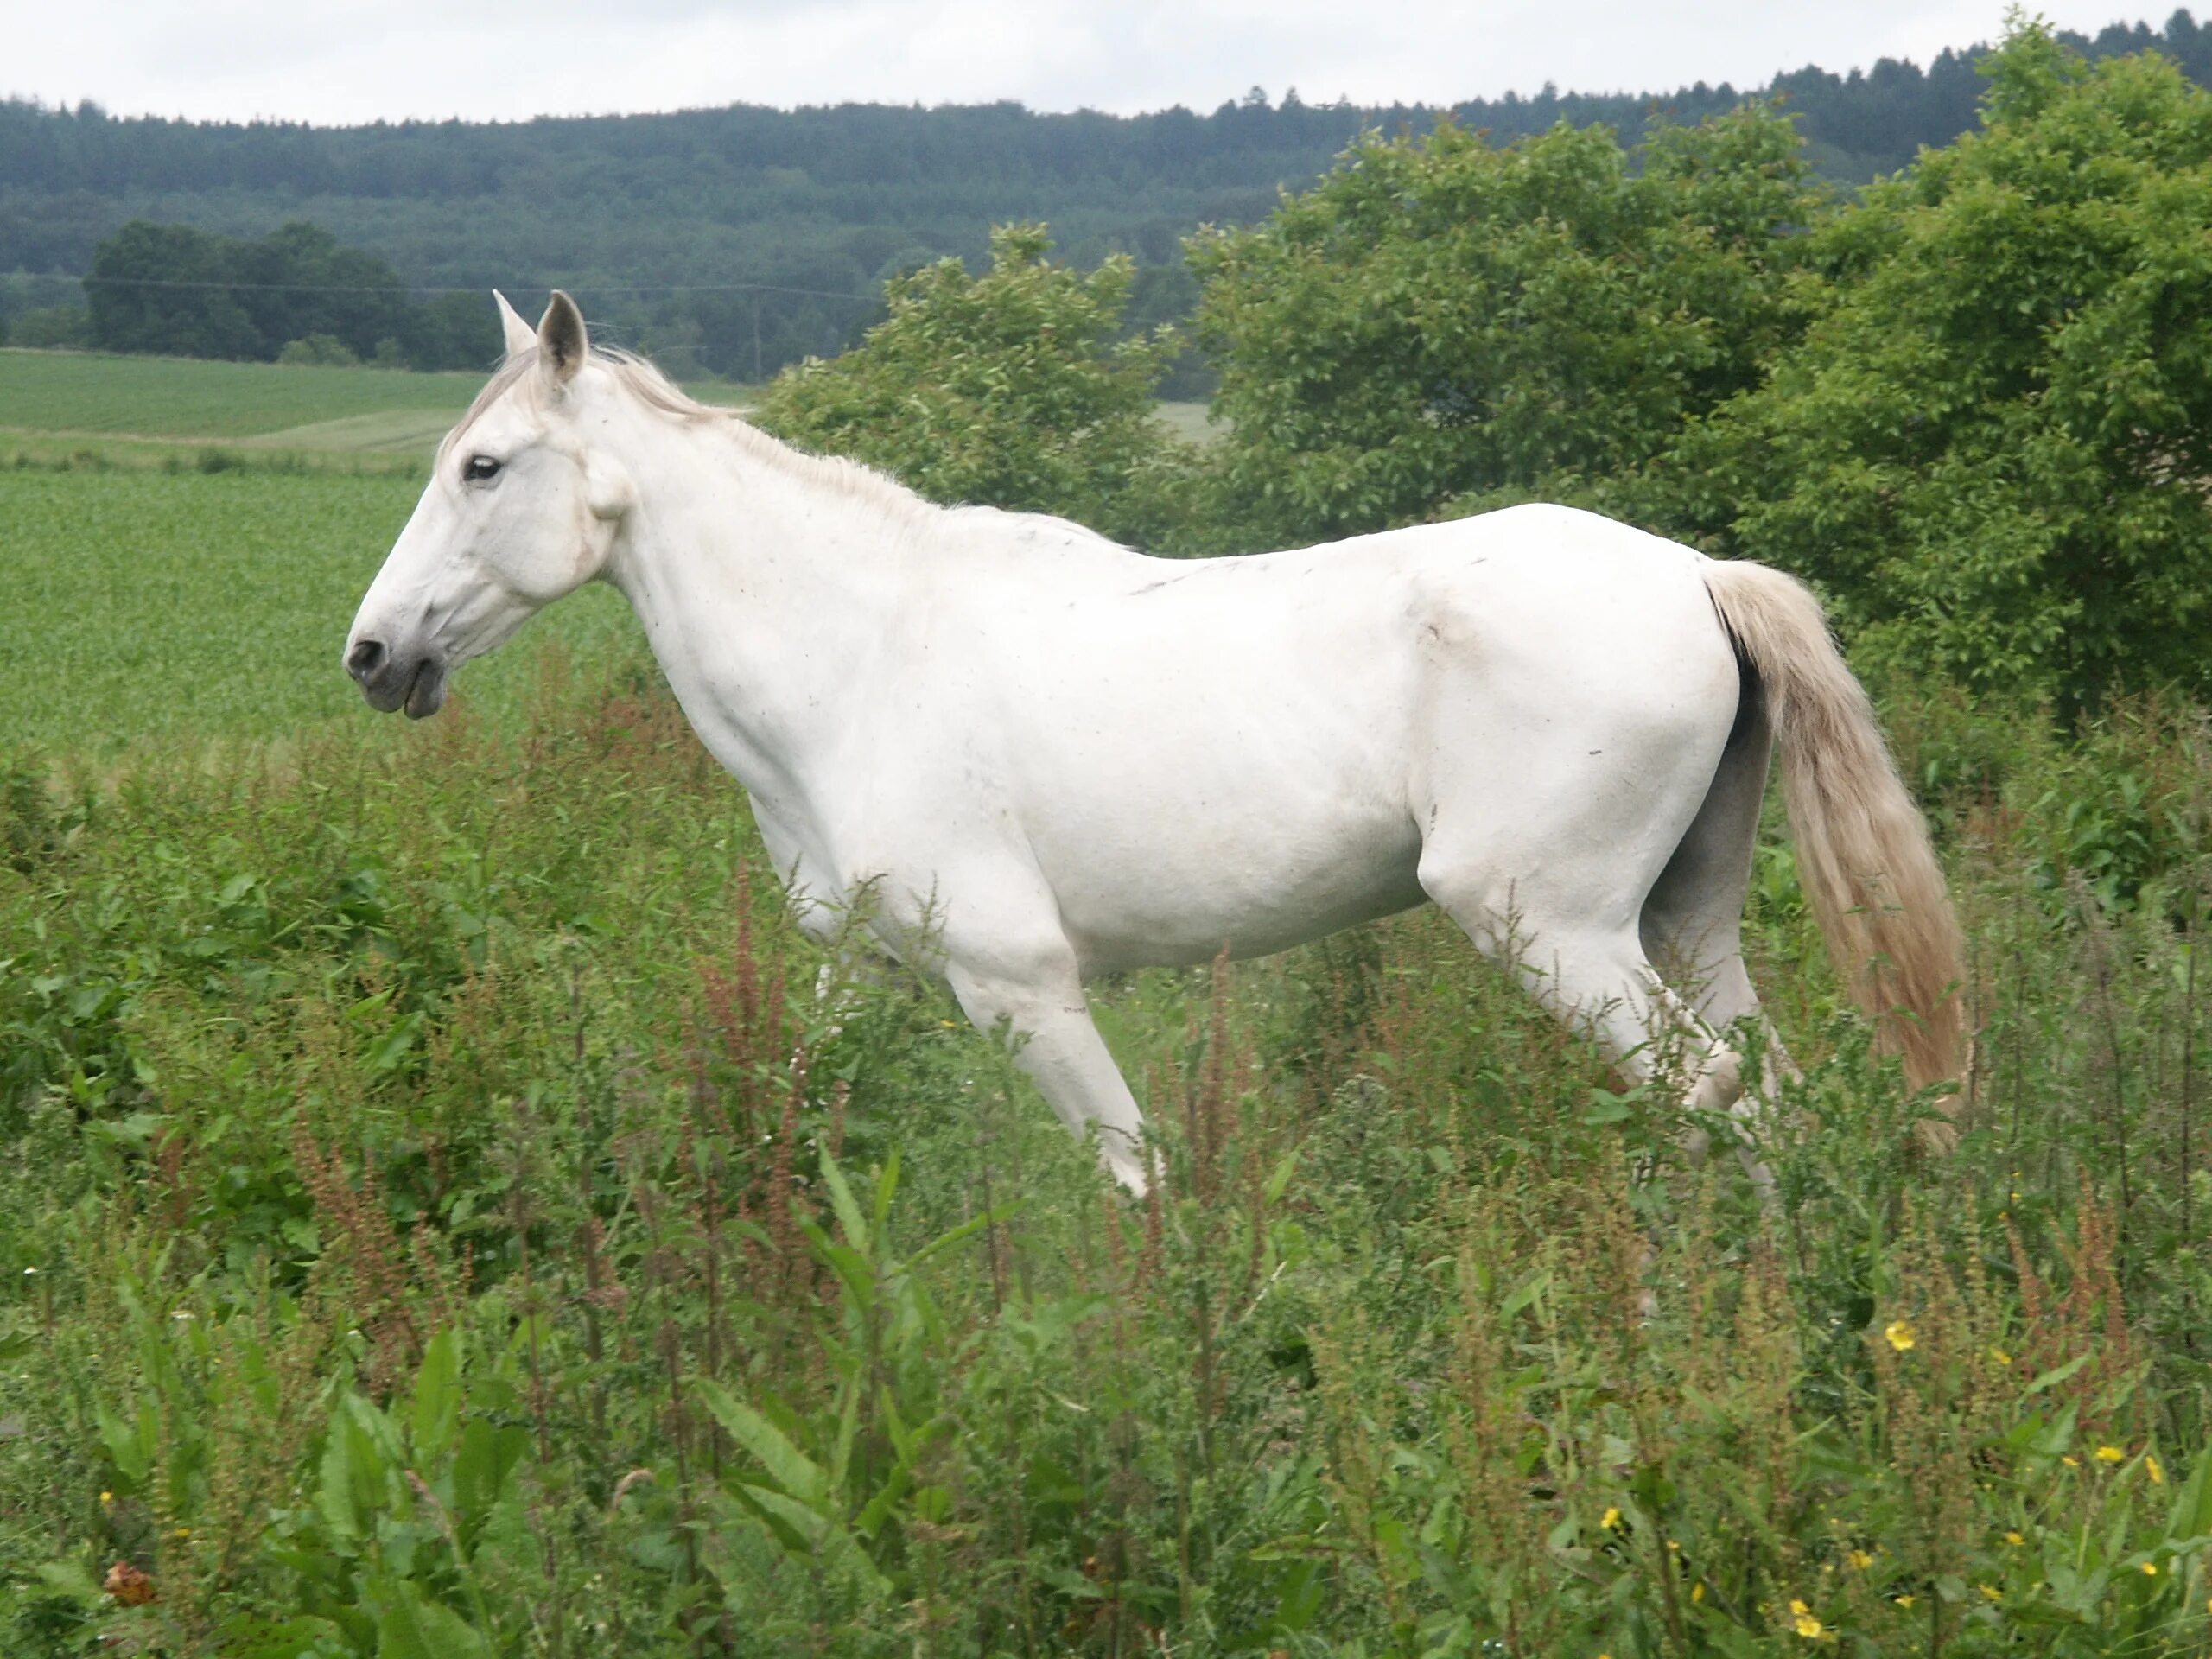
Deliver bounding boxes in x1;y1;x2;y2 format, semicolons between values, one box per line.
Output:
0;350;761;753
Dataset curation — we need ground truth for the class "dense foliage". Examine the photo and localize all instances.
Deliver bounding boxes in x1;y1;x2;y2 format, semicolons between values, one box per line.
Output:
1185;105;1820;549
11;12;2212;376
754;226;1189;545
5;629;2212;1655
1639;29;2212;709
86;220;496;369
649;22;2212;709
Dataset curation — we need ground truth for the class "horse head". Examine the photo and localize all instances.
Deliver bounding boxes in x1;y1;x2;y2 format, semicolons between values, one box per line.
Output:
344;291;634;718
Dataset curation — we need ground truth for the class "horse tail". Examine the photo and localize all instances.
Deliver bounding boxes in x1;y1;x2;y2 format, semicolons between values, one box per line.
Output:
1700;557;1966;1150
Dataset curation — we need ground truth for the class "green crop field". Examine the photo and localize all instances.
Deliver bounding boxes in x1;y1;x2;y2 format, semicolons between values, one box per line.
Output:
1;467;639;753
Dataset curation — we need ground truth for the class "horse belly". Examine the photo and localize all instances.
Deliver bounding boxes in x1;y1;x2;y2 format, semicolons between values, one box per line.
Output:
1039;791;1427;975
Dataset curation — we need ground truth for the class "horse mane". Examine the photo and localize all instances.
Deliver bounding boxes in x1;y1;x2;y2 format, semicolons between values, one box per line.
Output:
439;340;1133;558
438;345;935;528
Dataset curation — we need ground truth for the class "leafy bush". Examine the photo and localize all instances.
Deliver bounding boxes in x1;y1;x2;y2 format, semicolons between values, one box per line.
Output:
9;305;92;349
277;334;361;368
1183;105;1821;550
753;224;1193;548
1643;21;2212;709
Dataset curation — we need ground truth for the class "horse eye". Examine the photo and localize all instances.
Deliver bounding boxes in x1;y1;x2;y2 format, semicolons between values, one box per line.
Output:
464;454;501;483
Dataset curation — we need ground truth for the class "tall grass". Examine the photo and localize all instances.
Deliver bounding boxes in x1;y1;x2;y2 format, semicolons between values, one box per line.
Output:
2;646;2210;1655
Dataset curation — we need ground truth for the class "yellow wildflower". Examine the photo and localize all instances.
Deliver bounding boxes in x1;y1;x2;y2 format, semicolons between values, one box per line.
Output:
1849;1548;1874;1569
2004;1531;2024;1547
2146;1454;2164;1485
1885;1319;1916;1352
1990;1347;2012;1366
1980;1584;2001;1602
2062;1455;2080;1468
2142;1561;2158;1576
98;1491;112;1508
171;1527;189;1540
1791;1603;1825;1639
2095;1445;2125;1464
1692;1582;1705;1605
1602;1506;1623;1531
1895;1595;1916;1609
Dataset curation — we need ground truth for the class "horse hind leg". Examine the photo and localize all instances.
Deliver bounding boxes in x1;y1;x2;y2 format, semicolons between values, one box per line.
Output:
1417;855;1751;1149
1639;692;1794;1189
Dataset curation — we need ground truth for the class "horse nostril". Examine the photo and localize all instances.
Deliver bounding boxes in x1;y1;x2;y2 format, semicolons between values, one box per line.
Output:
347;639;388;681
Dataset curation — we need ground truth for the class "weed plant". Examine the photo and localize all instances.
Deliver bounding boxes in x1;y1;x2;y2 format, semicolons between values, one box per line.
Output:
2;647;2210;1655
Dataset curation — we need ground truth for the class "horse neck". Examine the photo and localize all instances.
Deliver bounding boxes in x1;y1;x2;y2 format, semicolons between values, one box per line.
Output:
599;409;921;814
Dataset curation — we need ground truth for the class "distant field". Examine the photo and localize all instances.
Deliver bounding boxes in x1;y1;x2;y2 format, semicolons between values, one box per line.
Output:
0;348;758;451
0;350;486;442
1;467;639;753
1154;400;1218;444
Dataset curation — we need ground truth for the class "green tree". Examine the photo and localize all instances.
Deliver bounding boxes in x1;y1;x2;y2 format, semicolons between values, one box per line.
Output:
86;220;260;358
80;218;480;368
1185;105;1822;550
234;220;410;361
401;291;499;372
1649;19;2212;706
753;224;1190;546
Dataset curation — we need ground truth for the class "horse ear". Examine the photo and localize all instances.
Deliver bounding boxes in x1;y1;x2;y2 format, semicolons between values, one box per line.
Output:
493;290;535;359
537;290;588;386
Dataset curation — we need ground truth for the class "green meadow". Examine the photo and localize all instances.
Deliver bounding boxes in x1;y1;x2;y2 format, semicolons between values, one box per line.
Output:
1;467;634;753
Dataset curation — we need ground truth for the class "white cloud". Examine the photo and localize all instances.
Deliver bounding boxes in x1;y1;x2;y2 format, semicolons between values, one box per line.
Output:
0;0;2180;124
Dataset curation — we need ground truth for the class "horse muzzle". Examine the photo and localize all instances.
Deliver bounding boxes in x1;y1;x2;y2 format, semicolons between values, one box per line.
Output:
346;637;448;720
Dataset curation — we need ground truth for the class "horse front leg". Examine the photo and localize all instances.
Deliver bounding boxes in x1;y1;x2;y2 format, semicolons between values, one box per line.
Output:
943;950;1151;1197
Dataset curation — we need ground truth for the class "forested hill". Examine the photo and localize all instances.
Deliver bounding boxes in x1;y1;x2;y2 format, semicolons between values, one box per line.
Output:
5;10;2208;378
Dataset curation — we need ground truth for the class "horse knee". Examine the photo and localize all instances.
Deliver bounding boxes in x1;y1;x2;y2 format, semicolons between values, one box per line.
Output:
1686;1042;1745;1118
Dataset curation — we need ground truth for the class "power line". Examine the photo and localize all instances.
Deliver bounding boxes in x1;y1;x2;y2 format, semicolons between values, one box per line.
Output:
70;272;881;302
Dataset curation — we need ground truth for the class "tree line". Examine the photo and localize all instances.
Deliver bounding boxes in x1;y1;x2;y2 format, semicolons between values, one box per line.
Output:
757;22;2212;715
7;11;2212;376
75;219;496;368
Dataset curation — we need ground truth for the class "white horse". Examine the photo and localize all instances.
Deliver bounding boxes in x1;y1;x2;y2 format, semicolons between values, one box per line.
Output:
345;292;1963;1193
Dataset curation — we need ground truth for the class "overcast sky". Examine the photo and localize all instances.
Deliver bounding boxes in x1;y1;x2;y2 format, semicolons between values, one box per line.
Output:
0;2;2183;126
